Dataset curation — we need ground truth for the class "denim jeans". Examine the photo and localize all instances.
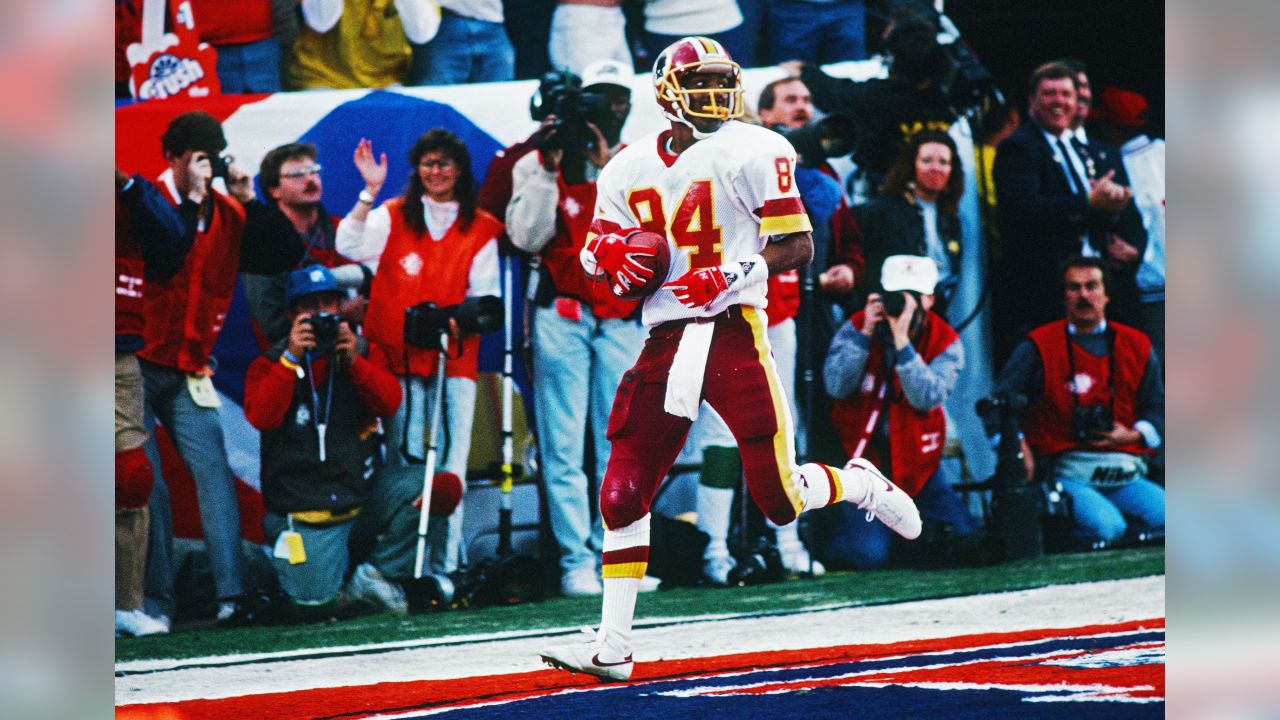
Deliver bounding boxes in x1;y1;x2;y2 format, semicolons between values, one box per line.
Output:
1057;477;1165;544
532;303;645;574
409;13;515;85
822;464;977;569
361;373;476;577
140;362;245;618
262;512;353;604
214;37;282;93
766;0;866;64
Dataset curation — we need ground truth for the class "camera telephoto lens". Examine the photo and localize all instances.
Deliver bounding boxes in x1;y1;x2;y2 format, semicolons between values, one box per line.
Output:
881;291;908;318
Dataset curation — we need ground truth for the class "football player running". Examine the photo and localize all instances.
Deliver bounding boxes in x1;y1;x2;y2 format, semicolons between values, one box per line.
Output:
540;37;922;682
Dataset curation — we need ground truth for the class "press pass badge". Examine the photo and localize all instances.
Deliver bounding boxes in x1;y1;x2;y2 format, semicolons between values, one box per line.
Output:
186;374;222;408
317;423;327;463
274;517;307;565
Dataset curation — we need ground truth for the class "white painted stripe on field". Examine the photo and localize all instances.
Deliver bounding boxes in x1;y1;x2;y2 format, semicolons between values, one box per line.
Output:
115;576;1164;706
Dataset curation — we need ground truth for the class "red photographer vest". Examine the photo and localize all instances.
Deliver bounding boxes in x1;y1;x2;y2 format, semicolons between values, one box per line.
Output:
829;311;956;496
363;198;502;380
540;171;640;319
138;177;245;373
1023;320;1154;457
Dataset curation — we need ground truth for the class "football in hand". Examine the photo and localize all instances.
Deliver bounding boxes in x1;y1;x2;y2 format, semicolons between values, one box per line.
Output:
610;230;671;300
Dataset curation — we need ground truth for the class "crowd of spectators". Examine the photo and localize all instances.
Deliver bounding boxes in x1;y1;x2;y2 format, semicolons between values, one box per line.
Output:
115;2;1164;636
114;0;876;97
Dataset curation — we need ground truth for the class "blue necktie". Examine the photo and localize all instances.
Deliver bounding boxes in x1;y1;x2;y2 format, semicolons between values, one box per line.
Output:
1056;138;1087;195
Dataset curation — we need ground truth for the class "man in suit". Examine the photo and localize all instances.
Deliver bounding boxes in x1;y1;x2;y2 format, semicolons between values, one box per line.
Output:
991;61;1146;364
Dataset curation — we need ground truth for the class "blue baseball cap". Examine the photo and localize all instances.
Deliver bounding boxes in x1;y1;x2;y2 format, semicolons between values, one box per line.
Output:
285;265;341;307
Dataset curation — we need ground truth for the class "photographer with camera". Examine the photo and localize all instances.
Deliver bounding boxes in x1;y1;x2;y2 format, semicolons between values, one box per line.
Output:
504;59;647;597
337;129;504;579
992;256;1164;546
822;255;973;568
139;111;306;628
243;266;405;618
781;12;957;196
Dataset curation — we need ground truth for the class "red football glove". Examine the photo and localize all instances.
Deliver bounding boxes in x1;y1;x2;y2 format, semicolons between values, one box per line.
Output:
581;230;656;295
663;266;732;308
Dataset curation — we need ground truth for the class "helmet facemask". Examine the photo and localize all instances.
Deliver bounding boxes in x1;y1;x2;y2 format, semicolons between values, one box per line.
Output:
658;61;745;122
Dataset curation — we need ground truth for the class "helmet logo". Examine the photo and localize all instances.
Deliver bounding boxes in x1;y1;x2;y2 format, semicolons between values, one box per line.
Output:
653;36;745;125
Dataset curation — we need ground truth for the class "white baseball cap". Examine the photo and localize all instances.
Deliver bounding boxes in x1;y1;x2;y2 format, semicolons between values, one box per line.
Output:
880;255;939;295
581;59;632;91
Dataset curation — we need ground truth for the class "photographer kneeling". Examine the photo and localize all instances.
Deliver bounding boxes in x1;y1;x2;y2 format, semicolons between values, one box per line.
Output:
992;256;1164;546
337;129;504;580
822;255;975;568
243;266;404;619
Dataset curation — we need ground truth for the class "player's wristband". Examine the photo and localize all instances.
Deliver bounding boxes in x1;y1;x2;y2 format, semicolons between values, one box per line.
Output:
736;254;768;290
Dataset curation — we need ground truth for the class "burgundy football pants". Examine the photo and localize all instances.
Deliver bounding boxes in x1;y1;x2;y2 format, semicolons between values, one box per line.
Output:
600;305;803;529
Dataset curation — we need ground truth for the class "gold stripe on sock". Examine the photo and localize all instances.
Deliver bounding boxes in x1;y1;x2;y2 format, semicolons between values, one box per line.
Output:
602;562;648;579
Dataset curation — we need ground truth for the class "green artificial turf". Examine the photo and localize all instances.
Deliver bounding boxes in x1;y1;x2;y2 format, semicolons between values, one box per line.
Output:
116;546;1163;664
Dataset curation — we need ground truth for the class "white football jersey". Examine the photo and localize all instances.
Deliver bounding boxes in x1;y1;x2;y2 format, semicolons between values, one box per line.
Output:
591;121;813;327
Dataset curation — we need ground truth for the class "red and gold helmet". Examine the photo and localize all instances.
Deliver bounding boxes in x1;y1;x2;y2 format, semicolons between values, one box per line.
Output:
652;36;744;126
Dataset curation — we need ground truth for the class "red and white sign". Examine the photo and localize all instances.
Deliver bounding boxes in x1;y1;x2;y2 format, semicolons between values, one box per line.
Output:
126;0;219;101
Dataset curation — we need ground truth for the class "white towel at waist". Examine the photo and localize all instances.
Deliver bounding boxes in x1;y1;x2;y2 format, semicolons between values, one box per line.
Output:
663;321;716;421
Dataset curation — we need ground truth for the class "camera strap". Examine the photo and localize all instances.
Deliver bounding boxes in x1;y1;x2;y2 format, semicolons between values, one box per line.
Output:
303;352;335;464
1063;324;1116;417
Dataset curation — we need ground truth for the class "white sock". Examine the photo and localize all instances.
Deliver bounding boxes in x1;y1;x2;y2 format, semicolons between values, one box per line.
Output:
797;462;871;511
696;484;734;560
600;514;650;642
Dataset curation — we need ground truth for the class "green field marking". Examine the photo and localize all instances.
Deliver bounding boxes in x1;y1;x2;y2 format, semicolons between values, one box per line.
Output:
116;546;1163;664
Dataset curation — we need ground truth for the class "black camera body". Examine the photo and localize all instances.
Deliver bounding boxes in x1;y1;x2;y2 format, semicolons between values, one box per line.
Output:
530;71;610;152
1072;404;1114;442
303;311;339;354
974;390;1043;560
209;151;233;181
403;296;504;351
881;290;916;318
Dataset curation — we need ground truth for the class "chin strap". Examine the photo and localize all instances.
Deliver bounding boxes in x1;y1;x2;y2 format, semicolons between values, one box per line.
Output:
665;111;721;141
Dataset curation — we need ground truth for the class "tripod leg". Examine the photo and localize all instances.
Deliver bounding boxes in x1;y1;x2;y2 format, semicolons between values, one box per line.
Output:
413;346;449;579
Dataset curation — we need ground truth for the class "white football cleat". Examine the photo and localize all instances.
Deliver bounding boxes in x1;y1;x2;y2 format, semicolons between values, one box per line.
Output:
844;458;922;540
539;626;634;681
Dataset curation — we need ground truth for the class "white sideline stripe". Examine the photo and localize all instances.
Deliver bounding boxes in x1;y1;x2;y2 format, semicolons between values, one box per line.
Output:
115;576;1164;706
116;602;834;674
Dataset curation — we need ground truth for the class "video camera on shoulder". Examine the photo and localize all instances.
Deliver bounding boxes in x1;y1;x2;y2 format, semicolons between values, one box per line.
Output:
530;70;610;153
1071;404;1113;442
303;311;339;354
403;296;504;352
